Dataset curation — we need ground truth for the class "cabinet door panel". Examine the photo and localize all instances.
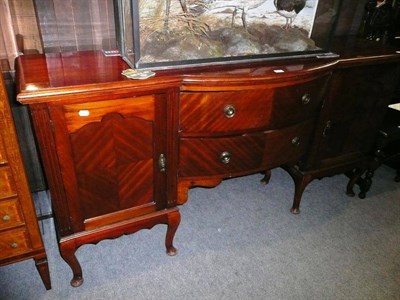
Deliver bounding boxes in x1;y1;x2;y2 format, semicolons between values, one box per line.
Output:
317;64;399;163
49;95;166;232
70;113;154;219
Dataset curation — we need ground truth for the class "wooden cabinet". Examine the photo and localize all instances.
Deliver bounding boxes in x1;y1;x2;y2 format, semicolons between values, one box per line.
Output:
284;40;400;213
0;72;51;290
15;40;400;287
16;51;182;287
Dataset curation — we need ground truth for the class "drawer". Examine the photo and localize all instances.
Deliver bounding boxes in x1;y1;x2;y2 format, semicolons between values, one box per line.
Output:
179;133;265;177
0;166;17;199
180;89;274;135
270;76;328;128
179;76;328;135
179;120;315;177
0;198;24;231
0;228;31;259
0;135;7;165
261;120;315;169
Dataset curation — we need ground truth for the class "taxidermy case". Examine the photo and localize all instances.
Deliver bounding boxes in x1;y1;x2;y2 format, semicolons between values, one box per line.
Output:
115;0;344;69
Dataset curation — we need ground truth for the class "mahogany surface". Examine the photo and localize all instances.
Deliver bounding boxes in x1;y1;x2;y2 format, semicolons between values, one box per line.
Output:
15;37;400;286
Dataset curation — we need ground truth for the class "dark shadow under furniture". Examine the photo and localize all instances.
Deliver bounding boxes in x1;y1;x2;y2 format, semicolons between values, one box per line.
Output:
371;106;400;182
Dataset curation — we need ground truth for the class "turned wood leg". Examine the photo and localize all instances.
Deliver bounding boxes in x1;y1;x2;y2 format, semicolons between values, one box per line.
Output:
260;170;272;185
358;169;374;199
346;168;365;197
165;209;181;256
60;241;83;287
34;255;51;290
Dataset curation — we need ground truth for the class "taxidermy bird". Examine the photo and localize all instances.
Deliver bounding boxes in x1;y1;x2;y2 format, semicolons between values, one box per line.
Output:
274;0;307;29
209;0;267;30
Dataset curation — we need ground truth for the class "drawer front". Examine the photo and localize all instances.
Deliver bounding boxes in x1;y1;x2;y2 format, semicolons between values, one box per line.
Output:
0;228;31;259
179;120;315;177
0;166;16;199
0;198;24;230
0;135;6;165
271;77;328;128
179;134;265;177
180;76;328;135
180;89;274;134
261;120;315;169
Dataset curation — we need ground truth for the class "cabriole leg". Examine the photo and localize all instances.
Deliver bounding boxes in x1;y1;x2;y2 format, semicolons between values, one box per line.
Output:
166;209;181;256
260;170;272;185
60;241;83;287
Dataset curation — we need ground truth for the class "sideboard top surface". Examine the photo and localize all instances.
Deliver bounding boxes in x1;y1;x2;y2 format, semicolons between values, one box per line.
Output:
15;37;400;104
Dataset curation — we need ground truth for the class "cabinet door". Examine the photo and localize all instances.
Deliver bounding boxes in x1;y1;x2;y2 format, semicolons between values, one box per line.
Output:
310;63;399;168
49;95;167;232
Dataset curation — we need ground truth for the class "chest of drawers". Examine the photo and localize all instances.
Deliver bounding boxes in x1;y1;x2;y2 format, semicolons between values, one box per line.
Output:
177;70;331;204
0;73;51;290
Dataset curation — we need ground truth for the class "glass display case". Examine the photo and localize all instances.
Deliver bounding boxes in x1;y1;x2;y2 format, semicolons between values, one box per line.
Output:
115;0;343;69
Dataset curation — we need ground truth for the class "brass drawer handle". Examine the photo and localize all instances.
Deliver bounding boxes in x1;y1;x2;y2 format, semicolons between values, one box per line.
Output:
292;137;301;147
10;242;18;248
301;94;311;105
220;151;232;164
2;214;11;221
223;105;236;118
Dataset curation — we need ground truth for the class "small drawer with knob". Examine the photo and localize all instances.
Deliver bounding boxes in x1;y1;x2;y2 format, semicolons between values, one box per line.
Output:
0;228;31;259
0;166;17;199
179;133;265;177
0;198;24;230
0;135;7;165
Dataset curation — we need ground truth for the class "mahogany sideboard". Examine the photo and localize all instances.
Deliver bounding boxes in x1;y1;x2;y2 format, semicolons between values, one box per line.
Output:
15;37;400;287
0;71;51;289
